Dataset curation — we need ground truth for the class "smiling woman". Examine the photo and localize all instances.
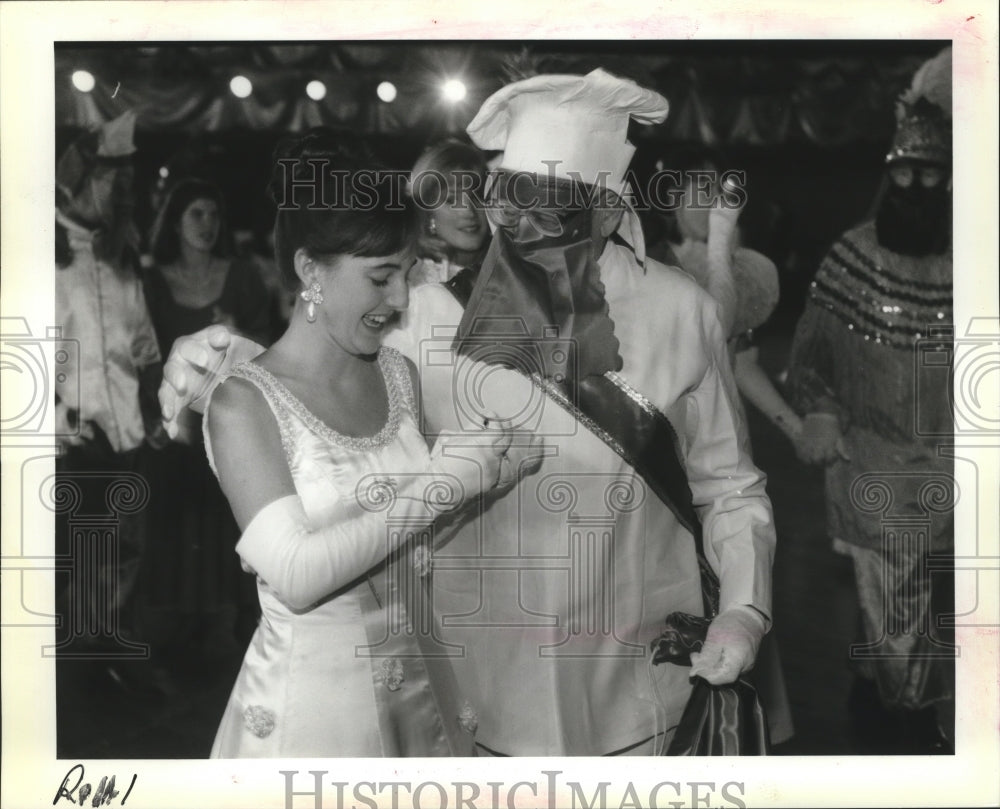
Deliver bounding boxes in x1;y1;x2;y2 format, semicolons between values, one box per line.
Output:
302;250;413;365
407;138;490;286
264;129;418;382
200;128;512;757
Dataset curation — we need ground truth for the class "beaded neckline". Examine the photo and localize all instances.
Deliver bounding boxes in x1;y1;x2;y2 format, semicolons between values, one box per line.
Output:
234;348;409;452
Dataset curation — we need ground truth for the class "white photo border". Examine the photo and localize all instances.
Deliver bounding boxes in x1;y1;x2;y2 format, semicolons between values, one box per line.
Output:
2;2;998;808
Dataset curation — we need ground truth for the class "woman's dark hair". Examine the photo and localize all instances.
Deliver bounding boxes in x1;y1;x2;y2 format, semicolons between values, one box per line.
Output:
149;177;232;265
268;127;417;290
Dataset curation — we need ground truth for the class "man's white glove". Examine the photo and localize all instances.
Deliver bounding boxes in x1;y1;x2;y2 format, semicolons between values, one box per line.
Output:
688;605;768;685
158;325;264;439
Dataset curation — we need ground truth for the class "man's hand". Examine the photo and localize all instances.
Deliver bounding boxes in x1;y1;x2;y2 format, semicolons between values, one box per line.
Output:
158;325;265;440
793;412;851;465
688;606;768;685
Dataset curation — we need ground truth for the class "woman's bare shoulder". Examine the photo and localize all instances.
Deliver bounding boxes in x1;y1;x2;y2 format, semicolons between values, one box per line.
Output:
208;371;275;431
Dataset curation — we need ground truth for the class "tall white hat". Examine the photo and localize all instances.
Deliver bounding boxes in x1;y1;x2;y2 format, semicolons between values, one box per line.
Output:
467;68;668;196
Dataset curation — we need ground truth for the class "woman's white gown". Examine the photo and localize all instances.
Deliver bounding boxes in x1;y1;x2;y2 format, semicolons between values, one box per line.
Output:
206;347;473;757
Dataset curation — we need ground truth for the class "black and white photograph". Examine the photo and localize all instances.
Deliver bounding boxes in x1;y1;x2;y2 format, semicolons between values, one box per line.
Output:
1;2;997;808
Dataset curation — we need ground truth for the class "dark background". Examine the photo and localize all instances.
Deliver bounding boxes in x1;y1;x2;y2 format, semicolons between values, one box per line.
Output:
55;39;946;333
53;39;950;758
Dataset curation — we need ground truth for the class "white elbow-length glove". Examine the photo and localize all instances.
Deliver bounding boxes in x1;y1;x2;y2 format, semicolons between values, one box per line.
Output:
235;428;517;610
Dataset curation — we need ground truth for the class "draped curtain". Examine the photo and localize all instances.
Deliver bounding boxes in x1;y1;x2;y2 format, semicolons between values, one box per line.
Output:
55;44;939;146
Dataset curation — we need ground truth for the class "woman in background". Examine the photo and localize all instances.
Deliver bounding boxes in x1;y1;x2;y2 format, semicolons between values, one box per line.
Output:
141;177;271;665
407;138;490;287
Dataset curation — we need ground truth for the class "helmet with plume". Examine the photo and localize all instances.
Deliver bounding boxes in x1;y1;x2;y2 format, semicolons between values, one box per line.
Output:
886;47;951;165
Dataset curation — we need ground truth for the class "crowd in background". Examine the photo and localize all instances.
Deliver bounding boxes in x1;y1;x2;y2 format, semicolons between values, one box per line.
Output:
52;47;953;757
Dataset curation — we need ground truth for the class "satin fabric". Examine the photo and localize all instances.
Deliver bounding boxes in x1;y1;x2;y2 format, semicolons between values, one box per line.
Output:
385;242;774;755
666;678;771;756
207;348;472;757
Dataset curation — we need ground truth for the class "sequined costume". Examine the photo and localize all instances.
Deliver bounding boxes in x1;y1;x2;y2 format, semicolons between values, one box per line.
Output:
787;220;953;710
205;348;473;757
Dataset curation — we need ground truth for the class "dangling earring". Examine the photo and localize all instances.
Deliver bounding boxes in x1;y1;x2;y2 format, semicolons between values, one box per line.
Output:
300;281;324;323
428;218;437;236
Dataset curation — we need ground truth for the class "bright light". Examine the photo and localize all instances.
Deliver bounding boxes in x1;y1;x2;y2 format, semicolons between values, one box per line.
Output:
158;166;170;179
71;70;96;93
441;79;466;103
229;75;253;99
306;80;326;101
376;81;397;103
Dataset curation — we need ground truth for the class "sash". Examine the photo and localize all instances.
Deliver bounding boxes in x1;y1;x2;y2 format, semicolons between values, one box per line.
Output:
445;267;720;617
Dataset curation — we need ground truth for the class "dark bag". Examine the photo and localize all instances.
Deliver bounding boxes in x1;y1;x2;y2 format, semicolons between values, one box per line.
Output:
651;562;772;755
666;676;771;756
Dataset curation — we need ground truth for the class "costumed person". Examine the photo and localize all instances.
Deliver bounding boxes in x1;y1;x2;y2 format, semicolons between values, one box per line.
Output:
159;69;776;756
54;110;170;685
204;130;524;757
406;138;490;287
786;47;954;753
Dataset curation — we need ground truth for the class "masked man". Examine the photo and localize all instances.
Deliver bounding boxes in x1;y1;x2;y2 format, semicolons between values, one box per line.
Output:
787;48;954;753
160;69;775;755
